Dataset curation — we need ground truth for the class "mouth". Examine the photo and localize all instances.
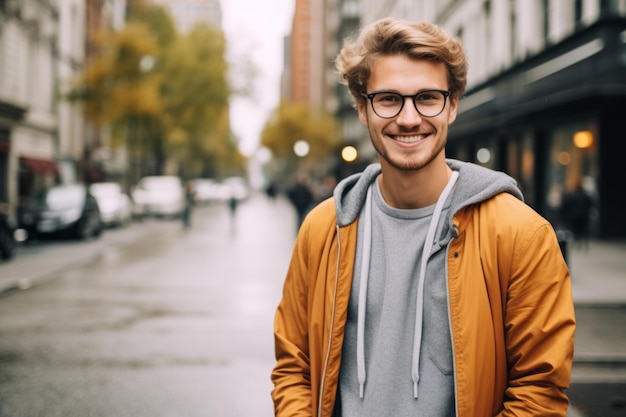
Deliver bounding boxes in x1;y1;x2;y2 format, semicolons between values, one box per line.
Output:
391;134;429;144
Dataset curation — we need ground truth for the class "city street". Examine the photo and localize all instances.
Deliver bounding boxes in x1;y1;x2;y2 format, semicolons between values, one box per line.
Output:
0;192;625;416
0;193;297;417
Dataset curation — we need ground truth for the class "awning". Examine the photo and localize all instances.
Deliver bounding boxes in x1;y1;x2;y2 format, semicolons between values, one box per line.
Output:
20;157;59;174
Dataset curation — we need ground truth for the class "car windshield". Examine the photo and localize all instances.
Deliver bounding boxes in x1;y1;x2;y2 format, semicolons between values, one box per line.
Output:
36;186;85;210
90;183;121;197
140;177;181;191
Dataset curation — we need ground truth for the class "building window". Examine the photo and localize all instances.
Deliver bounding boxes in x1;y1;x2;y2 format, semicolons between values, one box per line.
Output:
483;0;491;66
574;0;583;26
509;0;517;60
504;133;536;207
545;120;599;232
542;0;550;44
600;0;620;15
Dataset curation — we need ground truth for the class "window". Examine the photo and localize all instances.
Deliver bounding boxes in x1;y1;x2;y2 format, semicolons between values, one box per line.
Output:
542;0;550;44
509;0;517;60
575;0;583;26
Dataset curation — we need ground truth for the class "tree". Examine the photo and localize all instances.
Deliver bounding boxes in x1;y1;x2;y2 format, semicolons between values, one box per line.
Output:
160;23;241;179
260;102;340;179
69;2;244;183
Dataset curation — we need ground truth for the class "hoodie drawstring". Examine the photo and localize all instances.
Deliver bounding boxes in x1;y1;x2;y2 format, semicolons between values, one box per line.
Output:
356;172;459;399
356;186;372;398
411;171;458;398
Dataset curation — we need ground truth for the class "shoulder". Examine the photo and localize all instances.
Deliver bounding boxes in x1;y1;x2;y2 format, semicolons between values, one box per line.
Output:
483;192;542;222
302;197;337;231
457;192;553;245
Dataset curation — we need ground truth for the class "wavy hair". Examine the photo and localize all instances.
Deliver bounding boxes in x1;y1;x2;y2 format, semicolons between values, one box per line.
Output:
335;18;468;104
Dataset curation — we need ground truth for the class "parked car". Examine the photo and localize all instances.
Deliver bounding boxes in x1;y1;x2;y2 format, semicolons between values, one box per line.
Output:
190;178;222;205
1;204;27;260
89;182;132;228
131;176;186;218
18;184;102;240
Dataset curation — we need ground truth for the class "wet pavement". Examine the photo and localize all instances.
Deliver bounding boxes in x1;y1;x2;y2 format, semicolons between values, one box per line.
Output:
0;193;296;416
561;239;626;417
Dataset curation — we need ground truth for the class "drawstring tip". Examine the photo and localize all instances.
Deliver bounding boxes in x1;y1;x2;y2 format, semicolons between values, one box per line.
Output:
413;382;419;399
359;383;364;399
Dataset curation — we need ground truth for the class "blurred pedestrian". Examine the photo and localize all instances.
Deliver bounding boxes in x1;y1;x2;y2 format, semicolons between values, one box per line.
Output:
182;180;194;229
265;181;278;201
315;175;337;204
285;176;314;229
228;194;238;233
561;179;593;250
271;18;575;417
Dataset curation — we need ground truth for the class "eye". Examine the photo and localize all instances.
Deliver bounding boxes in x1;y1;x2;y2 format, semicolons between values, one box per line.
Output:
416;91;442;102
375;93;401;105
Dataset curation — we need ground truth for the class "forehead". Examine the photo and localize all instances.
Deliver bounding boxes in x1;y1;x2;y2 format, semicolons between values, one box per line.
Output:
368;54;449;91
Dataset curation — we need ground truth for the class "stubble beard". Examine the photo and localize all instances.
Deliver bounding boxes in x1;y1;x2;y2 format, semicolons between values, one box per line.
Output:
371;132;447;172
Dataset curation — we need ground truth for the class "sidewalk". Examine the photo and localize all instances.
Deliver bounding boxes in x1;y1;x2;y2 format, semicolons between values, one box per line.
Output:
0;219;180;296
567;239;626;305
558;239;626;365
566;239;626;417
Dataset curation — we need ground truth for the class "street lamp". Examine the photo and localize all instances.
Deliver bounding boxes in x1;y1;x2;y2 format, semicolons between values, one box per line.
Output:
293;140;310;158
341;145;358;163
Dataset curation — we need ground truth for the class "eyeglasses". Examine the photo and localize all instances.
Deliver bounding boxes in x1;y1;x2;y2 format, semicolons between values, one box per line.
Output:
363;89;451;119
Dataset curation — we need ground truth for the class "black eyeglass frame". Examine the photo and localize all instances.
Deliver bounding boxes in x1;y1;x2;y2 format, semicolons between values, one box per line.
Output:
362;89;451;119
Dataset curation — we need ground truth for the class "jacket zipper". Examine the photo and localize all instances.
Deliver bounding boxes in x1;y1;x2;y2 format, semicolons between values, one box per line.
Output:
317;224;342;417
445;241;460;417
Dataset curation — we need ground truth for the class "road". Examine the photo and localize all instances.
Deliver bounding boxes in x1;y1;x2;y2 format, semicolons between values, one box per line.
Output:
0;193;296;417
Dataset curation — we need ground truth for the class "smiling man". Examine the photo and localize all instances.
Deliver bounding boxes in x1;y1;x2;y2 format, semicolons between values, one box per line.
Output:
271;18;575;417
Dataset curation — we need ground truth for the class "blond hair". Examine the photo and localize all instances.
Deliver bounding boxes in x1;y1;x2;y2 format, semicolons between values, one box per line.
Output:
335;18;468;104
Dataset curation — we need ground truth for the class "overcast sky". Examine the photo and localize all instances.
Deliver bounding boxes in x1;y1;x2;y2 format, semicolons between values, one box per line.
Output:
221;0;295;157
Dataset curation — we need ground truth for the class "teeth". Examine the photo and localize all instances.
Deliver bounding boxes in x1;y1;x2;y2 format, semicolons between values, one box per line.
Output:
393;135;425;143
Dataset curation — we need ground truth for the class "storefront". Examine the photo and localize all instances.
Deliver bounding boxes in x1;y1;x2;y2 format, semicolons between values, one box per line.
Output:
16;156;59;213
448;18;626;239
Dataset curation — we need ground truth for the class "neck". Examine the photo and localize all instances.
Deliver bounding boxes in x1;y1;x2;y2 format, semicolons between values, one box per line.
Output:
378;159;452;209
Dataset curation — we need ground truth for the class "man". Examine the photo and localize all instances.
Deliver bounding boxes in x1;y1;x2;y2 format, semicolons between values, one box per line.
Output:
271;18;575;417
561;179;593;251
286;175;314;229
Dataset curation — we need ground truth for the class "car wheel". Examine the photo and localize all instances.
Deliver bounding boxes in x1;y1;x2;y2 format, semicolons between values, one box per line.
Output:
75;216;93;240
0;226;15;260
93;220;102;237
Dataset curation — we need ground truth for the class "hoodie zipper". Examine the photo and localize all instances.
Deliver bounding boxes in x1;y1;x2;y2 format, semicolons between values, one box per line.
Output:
317;224;342;417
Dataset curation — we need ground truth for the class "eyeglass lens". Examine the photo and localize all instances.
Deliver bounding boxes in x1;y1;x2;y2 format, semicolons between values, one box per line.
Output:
371;91;447;118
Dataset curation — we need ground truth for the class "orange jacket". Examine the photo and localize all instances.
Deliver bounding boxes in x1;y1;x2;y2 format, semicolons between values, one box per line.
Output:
272;192;575;417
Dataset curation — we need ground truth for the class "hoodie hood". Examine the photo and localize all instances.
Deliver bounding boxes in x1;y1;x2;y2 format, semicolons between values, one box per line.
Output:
333;159;524;228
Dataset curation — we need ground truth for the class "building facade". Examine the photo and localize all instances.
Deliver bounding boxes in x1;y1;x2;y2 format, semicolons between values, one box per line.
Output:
331;0;626;239
0;0;124;221
438;0;626;239
149;0;222;31
0;0;59;221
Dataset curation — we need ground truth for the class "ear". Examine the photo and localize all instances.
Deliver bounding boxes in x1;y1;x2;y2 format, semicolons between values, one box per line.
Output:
447;97;458;124
356;100;368;126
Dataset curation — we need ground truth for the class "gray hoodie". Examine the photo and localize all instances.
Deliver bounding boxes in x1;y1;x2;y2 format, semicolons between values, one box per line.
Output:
332;159;523;416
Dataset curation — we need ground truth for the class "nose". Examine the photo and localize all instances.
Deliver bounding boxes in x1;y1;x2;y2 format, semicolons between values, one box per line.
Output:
395;97;423;126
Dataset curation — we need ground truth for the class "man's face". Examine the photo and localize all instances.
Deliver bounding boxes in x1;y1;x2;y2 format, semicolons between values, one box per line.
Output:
357;54;458;172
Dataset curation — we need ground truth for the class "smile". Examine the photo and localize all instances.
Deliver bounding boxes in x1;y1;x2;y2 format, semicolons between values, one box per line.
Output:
392;134;428;143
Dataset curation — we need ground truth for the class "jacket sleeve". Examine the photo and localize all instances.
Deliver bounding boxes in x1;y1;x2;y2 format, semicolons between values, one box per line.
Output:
271;221;314;416
497;219;576;416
